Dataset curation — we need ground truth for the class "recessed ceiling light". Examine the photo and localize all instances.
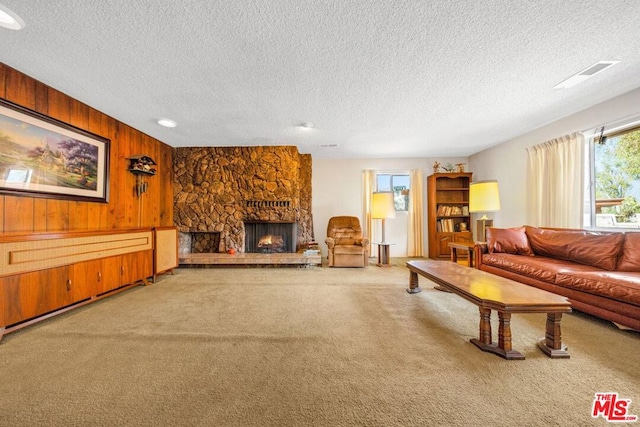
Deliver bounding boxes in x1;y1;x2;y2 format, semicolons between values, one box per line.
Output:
157;118;177;128
554;61;620;89
0;3;25;30
296;122;314;130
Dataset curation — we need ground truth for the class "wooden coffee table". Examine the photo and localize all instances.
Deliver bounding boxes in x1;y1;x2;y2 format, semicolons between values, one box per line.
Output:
406;260;572;360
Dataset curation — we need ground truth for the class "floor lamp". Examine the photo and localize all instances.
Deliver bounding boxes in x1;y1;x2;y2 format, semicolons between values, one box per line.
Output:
371;191;396;266
469;180;501;242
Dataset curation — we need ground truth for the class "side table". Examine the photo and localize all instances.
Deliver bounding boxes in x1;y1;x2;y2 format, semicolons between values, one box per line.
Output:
448;241;475;267
373;242;394;267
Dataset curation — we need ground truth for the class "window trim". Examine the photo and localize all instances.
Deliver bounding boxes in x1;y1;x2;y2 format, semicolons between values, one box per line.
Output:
585;121;640;230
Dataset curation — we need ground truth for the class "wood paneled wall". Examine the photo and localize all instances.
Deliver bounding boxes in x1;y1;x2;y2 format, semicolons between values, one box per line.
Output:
0;63;174;234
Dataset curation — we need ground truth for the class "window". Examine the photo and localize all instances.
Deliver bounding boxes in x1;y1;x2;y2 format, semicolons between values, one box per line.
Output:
376;173;410;211
585;126;640;229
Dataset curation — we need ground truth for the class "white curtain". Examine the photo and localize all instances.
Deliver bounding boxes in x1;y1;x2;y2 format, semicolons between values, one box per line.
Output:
407;169;424;257
526;132;584;228
362;169;376;255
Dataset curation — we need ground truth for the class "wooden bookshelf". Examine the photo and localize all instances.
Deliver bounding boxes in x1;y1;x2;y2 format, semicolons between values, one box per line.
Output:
427;173;473;259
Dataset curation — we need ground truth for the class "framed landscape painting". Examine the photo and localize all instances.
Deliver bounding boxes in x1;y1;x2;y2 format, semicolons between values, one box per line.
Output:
0;99;110;203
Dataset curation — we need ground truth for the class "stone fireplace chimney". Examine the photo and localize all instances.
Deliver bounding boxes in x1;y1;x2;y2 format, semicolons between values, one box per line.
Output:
174;146;313;253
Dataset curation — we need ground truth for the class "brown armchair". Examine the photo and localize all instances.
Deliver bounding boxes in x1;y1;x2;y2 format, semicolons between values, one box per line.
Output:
325;216;370;267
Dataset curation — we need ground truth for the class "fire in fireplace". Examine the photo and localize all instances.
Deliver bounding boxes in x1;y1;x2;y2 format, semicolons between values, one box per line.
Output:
258;234;285;252
245;222;297;253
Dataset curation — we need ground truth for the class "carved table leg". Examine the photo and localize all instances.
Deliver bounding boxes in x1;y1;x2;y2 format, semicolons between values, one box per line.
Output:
470;308;494;353
537;312;570;358
472;310;525;359
497;311;525;360
406;270;422;294
479;307;492;345
498;312;512;351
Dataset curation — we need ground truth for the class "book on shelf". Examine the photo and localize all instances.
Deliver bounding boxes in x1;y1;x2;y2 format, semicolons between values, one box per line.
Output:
437;205;467;217
437;218;456;232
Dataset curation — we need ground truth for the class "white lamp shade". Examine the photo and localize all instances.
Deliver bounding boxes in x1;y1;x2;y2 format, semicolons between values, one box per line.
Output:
469;181;501;213
371;192;396;219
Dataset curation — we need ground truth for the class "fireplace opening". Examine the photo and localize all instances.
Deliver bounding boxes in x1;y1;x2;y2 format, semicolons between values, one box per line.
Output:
245;222;297;253
179;232;221;253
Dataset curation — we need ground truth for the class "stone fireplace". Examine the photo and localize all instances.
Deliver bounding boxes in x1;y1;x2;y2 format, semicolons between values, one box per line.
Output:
174;146;313;254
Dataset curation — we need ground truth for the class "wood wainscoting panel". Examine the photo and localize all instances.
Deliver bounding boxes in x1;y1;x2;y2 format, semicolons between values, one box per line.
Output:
1;63;174;234
0;196;4;235
4;196;34;234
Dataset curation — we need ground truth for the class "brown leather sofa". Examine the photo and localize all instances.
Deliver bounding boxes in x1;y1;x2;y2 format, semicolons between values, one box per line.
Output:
474;226;640;330
325;216;370;267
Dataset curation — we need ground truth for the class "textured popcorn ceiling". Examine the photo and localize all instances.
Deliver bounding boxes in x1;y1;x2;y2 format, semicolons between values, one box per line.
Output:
1;1;640;158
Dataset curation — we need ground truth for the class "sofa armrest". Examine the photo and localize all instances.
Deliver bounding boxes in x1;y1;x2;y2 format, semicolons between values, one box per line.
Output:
474;243;488;269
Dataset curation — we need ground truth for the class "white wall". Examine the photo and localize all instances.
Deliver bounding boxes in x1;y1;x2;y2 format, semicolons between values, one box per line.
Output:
468;87;640;231
312;157;468;258
310;86;640;256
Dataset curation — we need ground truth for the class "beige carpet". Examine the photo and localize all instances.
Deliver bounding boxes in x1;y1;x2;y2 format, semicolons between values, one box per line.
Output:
1;259;639;426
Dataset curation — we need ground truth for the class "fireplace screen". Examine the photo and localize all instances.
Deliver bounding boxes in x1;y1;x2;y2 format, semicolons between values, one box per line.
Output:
245;222;297;253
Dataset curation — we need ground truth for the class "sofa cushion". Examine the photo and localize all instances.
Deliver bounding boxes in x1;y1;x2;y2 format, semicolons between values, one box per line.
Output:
525;226;624;271
555;271;640;306
486;227;533;255
618;232;640;272
481;253;597;284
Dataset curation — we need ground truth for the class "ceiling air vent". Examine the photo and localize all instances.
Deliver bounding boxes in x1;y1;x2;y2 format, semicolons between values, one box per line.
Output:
554;61;620;89
579;62;617;76
319;144;339;148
